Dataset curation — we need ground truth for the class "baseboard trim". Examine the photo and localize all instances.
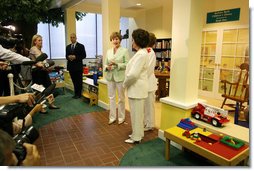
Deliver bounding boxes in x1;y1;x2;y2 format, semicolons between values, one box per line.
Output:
158;129;182;150
98;100;109;110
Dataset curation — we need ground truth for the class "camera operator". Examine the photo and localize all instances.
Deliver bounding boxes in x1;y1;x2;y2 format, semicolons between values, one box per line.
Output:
0;44;44;96
0;129;40;166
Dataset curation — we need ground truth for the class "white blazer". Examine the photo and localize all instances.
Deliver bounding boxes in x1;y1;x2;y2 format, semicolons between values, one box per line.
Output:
123;48;149;99
147;47;157;92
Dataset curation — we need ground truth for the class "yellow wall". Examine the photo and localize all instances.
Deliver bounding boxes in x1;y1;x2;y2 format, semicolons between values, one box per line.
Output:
160;0;249;131
203;0;249;28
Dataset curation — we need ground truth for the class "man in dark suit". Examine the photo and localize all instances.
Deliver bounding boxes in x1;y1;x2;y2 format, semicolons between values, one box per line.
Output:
66;33;86;99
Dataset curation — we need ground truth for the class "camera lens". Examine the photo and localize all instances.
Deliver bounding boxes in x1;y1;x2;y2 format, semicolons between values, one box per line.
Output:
12;126;39;162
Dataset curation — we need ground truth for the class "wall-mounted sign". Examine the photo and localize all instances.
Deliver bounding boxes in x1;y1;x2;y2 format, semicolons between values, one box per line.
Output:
206;8;240;24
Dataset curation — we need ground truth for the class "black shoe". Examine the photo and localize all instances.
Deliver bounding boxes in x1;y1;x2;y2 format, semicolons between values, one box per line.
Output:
73;95;81;99
49;105;60;109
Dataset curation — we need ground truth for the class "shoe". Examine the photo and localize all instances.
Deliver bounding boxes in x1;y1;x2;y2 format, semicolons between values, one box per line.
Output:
108;119;116;125
72;95;81;99
129;135;144;138
40;110;48;114
49;105;60;109
144;127;154;131
118;120;125;125
124;138;141;144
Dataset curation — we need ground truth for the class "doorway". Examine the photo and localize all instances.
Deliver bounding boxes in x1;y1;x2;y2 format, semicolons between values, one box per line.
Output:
199;27;249;99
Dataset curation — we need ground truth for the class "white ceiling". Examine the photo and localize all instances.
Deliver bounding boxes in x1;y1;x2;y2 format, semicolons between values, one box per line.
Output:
51;0;168;10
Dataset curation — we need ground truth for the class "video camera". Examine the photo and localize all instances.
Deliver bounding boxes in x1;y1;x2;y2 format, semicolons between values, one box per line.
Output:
13;125;39;163
0;83;56;163
0;25;23;49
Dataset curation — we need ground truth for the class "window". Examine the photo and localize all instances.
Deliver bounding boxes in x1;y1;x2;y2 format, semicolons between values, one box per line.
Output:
37;13;129;59
76;13;102;58
37;22;66;59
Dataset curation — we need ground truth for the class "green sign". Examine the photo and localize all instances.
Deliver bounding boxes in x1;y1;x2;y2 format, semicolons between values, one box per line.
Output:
206;8;240;24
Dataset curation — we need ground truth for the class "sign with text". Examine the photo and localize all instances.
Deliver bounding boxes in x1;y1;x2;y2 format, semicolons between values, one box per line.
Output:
206;8;240;24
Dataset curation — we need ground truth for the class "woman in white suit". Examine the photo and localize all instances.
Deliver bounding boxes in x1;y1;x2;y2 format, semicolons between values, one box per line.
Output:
123;29;150;144
144;33;157;131
105;32;129;125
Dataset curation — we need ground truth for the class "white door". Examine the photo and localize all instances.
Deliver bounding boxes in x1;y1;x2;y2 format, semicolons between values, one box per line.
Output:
199;27;249;99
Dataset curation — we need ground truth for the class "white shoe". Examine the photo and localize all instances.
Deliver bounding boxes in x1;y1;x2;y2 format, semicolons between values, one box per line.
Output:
108;119;116;125
124;138;141;144
118;119;125;125
129;135;144;139
144;127;154;131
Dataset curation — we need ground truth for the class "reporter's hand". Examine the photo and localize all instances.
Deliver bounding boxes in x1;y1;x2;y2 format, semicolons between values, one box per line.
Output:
0;61;8;70
35;61;44;68
16;93;35;107
20;143;41;166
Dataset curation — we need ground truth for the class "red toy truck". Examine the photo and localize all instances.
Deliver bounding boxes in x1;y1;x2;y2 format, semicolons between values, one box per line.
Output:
191;103;229;127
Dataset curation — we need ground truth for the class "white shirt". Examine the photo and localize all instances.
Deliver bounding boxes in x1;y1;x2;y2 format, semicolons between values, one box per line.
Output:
123;48;149;99
147;47;157;92
0;45;30;64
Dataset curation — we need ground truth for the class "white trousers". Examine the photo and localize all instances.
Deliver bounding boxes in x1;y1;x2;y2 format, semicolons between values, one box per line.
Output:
144;91;156;128
107;81;125;122
129;98;145;141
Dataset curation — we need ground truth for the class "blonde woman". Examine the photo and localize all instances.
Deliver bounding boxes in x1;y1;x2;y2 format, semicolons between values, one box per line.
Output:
105;32;129;125
30;34;59;114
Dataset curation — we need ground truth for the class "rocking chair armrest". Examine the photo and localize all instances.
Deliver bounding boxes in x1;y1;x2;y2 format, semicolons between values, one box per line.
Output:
220;80;238;85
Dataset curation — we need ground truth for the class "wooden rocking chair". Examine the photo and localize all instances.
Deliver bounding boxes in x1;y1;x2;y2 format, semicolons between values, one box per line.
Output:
221;63;249;110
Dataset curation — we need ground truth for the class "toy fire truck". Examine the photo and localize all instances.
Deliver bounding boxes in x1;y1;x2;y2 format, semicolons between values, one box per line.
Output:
191;103;229;127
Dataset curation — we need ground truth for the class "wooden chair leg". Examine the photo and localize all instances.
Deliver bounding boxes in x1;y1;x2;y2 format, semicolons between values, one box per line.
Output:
221;98;227;108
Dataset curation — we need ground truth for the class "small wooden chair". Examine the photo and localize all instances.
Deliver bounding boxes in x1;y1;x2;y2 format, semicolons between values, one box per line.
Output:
221;63;249;111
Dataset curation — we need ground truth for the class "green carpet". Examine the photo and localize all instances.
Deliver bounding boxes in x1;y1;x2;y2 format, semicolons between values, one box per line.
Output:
120;138;213;166
32;90;105;128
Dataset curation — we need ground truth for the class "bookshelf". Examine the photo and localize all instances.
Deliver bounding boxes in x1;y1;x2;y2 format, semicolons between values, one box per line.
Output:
154;38;171;70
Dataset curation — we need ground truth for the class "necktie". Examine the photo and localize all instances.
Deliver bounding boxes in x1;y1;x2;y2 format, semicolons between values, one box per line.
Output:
71;44;74;51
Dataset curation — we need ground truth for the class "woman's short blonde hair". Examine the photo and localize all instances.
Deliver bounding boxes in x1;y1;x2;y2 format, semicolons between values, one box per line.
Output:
110;32;122;41
31;34;42;47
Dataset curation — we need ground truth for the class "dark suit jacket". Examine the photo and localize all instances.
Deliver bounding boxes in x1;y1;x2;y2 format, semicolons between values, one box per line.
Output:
66;42;86;71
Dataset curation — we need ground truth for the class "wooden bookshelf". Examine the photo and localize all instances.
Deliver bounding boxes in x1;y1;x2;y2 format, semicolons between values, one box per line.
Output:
154;38;171;69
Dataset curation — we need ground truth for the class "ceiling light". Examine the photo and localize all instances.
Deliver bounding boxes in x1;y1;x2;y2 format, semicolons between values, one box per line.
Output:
136;3;142;6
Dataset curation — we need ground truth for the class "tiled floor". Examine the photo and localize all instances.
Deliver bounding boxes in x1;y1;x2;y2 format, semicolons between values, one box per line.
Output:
34;95;244;166
34;110;158;166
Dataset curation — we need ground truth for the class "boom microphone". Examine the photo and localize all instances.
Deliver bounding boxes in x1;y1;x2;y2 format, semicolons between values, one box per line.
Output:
9;53;48;66
21;53;48;65
36;53;48;62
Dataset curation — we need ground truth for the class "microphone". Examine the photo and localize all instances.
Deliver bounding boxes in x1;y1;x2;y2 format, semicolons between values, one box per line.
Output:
36;53;48;62
36;83;56;104
44;60;55;68
9;53;48;66
21;53;48;66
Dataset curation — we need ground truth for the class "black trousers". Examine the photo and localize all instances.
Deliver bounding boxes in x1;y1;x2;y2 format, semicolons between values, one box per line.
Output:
31;68;52;88
69;70;83;97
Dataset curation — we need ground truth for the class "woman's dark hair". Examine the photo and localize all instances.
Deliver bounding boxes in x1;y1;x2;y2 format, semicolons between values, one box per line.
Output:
132;29;149;48
148;32;157;47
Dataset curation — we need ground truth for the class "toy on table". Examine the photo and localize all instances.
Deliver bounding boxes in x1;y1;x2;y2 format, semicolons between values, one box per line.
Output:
191;103;229;127
182;129;191;138
177;118;197;130
220;136;245;149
